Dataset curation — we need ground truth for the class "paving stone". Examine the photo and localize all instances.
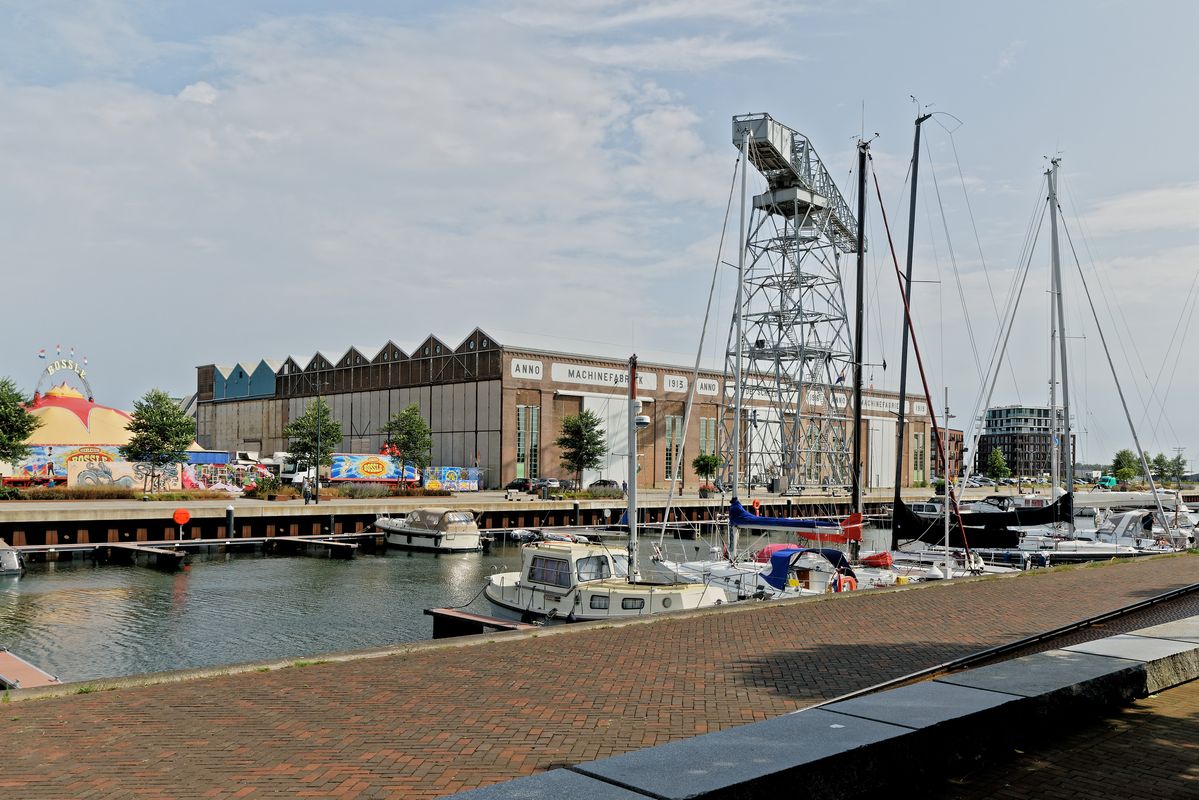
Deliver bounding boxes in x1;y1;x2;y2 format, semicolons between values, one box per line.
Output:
823;679;1020;730
573;709;910;800
1127;616;1199;643
445;769;650;800
936;649;1142;698
1063;632;1199;692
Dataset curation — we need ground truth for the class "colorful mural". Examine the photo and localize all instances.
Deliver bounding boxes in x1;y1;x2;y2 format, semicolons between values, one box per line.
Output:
329;454;418;483
68;461;182;491
20;445;124;479
422;467;481;492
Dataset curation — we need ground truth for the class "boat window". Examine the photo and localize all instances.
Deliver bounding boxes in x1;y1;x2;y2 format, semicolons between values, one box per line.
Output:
610;554;630;577
589;595;609;610
621;598;645;610
528;556;571;587
576;555;610;581
444;512;474;525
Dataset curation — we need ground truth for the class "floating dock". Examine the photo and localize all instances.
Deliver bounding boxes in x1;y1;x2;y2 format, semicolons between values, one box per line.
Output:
0;648;61;690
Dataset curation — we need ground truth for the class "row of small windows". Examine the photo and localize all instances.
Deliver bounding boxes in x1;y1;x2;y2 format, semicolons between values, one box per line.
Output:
265;339;494;373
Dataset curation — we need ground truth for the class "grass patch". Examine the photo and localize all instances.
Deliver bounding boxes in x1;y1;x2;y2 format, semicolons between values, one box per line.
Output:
289;659;332;668
74;685;98;694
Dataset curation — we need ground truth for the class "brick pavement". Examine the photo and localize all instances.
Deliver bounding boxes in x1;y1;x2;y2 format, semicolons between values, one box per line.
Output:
0;553;1195;800
934;677;1199;799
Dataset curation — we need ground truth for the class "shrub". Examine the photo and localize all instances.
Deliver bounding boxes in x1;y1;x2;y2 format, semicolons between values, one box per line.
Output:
0;487;21;501
584;488;623;499
341;482;393;499
394;486;452;497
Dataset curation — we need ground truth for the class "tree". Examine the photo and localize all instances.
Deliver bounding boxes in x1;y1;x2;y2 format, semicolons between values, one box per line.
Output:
1150;453;1171;482
691;453;720;486
555;410;607;487
1111;449;1139;483
1168;454;1188;486
0;378;42;464
120;389;196;492
985;447;1011;481
379;404;433;474
284;398;342;476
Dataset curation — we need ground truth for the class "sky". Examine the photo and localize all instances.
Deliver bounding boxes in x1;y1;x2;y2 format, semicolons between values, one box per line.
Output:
2;0;1197;468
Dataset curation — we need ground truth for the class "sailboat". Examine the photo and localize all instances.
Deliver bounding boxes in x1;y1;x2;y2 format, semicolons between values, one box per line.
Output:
890;154;1181;566
483;355;729;622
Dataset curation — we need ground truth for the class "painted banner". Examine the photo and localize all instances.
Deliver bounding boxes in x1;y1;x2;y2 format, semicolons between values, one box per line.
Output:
329;453;419;483
422;466;481;492
68;461;182;491
19;445;123;479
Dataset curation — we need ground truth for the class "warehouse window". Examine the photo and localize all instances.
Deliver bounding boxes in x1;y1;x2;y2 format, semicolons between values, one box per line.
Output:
665;415;683;482
516;404;539;479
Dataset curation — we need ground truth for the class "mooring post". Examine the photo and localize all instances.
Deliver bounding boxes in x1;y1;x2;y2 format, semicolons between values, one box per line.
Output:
328;514;335;535
573;501;581;527
226;505;234;538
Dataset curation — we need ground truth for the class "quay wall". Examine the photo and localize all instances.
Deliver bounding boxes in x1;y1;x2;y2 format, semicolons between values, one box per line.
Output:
0;494;878;549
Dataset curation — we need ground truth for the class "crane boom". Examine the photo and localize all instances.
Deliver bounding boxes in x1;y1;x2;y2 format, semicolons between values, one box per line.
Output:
732;113;860;254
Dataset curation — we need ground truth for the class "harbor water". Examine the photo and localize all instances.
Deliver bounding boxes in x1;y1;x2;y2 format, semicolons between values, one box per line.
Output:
0;534;758;683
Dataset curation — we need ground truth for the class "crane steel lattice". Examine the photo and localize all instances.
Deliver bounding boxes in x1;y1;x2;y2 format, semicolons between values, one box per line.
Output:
721;113;861;494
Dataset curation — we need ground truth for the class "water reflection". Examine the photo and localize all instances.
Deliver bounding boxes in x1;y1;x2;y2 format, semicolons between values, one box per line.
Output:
0;547;523;683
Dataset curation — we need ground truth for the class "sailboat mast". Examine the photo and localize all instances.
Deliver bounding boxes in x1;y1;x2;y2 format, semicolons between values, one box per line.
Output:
627;355;640;582
892;113;930;526
730;129;749;558
1048;159;1074;532
852;140;868;515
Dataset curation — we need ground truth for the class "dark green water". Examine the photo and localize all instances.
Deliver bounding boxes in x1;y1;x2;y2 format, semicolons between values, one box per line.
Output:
0;546;533;683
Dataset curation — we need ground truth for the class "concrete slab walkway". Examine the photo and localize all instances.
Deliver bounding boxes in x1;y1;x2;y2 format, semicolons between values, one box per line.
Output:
0;553;1195;799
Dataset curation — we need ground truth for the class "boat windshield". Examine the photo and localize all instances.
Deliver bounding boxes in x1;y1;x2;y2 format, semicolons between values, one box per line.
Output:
444;512;475;525
610;554;629;577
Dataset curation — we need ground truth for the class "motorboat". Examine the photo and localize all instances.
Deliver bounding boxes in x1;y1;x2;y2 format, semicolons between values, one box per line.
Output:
0;541;24;575
484;538;728;622
375;508;483;553
484;355;729;623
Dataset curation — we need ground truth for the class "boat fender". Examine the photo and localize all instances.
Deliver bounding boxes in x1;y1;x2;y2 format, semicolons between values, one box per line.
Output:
751;499;761;513
834;574;857;592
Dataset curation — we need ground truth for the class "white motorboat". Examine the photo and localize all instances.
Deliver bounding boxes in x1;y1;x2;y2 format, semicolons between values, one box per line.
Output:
0;541;24;575
484;538;729;622
375;508;483;553
485;355;729;622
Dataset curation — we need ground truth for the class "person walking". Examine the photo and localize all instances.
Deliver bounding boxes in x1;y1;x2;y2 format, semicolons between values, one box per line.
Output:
302;478;312;505
621;480;627;497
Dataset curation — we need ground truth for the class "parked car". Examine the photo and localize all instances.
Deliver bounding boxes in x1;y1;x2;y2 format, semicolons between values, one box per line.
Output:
505;478;532;491
589;479;619;489
531;477;560;490
558;478;578;491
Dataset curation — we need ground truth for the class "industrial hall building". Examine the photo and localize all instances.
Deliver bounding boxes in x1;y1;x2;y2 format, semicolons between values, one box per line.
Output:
193;328;936;491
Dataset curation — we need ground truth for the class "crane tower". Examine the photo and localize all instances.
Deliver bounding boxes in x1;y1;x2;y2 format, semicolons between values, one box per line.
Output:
723;113;860;494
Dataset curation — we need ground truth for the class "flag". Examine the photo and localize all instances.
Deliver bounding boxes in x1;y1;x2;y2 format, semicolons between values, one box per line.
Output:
835;371;845;384
37;348;46;359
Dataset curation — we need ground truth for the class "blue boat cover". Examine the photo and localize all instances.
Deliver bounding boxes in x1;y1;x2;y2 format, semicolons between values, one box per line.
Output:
729;498;839;530
763;547;856;590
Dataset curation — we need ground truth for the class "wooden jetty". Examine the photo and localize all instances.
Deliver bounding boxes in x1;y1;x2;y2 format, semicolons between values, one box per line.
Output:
423;607;538;639
0;648;61;690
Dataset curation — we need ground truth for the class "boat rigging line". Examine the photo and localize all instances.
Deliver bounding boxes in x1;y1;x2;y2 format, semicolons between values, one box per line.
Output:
871;165;973;561
1057;212;1172;530
657;157;742;548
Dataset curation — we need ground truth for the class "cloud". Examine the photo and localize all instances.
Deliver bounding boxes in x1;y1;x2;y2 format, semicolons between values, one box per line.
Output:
576;35;797;70
0;10;760;406
502;0;808;32
1082;184;1199;234
985;39;1024;80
